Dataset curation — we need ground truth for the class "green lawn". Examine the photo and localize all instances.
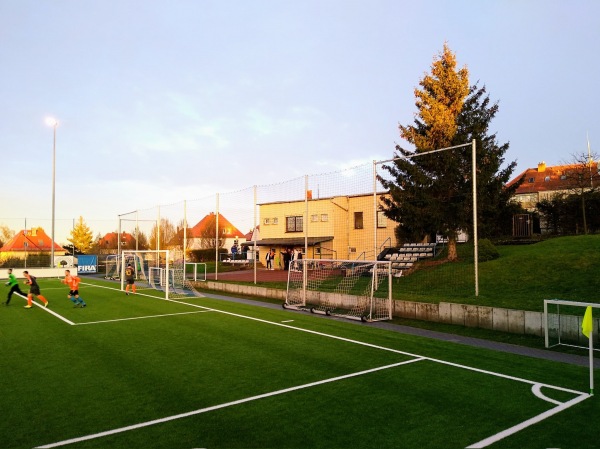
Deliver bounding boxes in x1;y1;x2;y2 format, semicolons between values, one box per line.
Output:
0;277;598;448
405;234;600;310
211;235;600;312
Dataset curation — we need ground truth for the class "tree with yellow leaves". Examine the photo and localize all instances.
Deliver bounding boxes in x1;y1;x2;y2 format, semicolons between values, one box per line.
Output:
68;216;95;254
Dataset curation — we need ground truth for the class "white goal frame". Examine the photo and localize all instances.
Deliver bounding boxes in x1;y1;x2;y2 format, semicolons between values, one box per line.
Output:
544;299;598;396
284;258;392;322
185;262;207;282
121;250;171;299
544;299;599;350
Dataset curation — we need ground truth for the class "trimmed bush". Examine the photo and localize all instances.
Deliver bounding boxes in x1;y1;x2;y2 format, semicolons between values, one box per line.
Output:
478;238;499;262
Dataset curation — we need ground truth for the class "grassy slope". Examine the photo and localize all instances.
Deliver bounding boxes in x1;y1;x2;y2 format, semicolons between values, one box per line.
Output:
208;235;600;312
199;235;600;348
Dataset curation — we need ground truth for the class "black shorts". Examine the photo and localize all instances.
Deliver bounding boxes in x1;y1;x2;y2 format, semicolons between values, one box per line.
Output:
29;285;41;296
69;290;79;296
126;279;135;285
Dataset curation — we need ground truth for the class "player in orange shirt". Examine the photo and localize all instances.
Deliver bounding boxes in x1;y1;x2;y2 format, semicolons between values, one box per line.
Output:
62;269;86;308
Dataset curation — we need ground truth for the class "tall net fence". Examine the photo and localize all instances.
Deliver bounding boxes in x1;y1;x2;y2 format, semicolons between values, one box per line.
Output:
1;158;478;303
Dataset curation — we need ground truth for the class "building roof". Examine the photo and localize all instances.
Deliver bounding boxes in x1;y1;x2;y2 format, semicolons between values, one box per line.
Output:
258;191;389;206
0;227;64;252
189;212;245;239
241;236;333;247
98;231;137;247
507;161;599;195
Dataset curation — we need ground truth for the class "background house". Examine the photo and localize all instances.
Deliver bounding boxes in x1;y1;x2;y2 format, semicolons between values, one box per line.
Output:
256;192;398;268
509;161;599;211
508;161;600;235
0;227;65;264
97;231;137;253
188;212;245;252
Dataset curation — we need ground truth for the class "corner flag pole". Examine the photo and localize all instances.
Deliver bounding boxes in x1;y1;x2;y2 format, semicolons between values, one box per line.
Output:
589;329;594;396
582;305;594;395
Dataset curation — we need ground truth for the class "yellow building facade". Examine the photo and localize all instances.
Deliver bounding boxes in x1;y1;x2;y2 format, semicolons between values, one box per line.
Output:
257;192;398;267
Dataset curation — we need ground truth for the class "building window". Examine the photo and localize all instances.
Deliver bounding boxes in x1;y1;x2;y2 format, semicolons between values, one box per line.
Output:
263;218;270;225
272;217;278;225
528;177;535;183
544;176;550;182
377;211;387;228
286;216;303;233
311;214;319;222
354;212;363;230
321;214;329;222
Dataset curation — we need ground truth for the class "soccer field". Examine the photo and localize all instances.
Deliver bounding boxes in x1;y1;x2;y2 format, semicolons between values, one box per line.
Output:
0;277;598;449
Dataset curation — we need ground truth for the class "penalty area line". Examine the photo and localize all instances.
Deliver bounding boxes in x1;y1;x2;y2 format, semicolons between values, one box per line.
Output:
35;358;424;449
74;310;212;326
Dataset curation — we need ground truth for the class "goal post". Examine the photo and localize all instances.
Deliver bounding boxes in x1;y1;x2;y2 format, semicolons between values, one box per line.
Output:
544;299;598;396
544;299;599;350
284;258;392;322
120;250;196;300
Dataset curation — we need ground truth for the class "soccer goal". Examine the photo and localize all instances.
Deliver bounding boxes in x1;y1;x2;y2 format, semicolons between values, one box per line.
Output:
284;259;392;322
120;250;195;300
104;254;119;280
544;299;599;350
185;262;207;282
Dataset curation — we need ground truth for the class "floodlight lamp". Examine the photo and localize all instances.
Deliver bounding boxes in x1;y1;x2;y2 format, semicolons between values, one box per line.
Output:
45;117;59;127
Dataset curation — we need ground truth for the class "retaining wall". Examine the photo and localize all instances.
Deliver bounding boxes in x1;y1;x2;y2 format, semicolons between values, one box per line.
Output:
202;281;596;342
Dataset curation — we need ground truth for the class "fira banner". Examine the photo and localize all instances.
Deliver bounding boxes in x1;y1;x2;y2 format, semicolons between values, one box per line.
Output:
77;255;98;274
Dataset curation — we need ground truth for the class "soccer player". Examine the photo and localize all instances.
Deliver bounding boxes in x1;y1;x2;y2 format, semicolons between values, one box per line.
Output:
4;268;26;305
62;269;86;308
22;271;49;309
124;263;136;295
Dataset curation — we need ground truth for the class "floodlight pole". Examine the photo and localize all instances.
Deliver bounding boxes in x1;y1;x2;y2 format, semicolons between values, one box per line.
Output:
46;118;58;268
472;139;479;296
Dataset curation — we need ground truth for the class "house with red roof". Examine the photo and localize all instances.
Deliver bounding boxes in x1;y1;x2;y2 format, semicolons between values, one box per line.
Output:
0;227;64;261
97;231;137;253
508;161;599;211
507;161;600;235
187;212;245;251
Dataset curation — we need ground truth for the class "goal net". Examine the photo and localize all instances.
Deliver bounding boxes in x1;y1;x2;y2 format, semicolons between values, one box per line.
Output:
284;259;392;322
544;299;598;350
120;250;196;300
104;254;120;280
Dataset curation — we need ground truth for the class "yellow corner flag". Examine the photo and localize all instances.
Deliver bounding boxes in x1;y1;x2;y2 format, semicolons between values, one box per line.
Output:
582;306;593;339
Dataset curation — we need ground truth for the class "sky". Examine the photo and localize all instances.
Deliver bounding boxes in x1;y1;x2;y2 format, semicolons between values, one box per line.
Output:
1;0;598;243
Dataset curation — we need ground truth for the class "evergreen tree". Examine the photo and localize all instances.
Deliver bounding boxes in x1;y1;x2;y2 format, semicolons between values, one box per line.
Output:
379;44;521;261
455;83;523;239
68;216;94;254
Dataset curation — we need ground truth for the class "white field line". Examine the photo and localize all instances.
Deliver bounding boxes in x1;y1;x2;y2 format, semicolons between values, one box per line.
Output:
35;358;425;449
74;310;211;326
466;392;590;448
80;281;172;300
169;299;589;396
161;298;591;448
33;287;592;447
15;293;75;325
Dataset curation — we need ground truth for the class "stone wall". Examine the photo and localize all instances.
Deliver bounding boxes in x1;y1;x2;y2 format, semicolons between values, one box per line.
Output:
202;281;594;342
